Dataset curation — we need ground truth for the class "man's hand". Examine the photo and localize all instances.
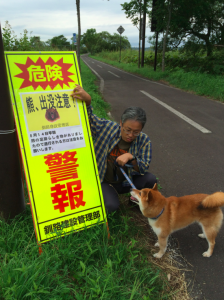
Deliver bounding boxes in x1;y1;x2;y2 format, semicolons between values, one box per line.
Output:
116;153;133;167
71;84;91;106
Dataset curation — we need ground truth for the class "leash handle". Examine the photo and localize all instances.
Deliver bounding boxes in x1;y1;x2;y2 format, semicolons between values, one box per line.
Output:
119;167;136;189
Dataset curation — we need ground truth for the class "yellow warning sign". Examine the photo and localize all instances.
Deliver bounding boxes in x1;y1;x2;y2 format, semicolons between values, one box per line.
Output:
5;52;107;243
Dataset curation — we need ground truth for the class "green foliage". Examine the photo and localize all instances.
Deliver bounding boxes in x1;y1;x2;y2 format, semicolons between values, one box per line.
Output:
165;50;224;75
17;29;32;51
81;29;131;55
95;47;224;76
81;61;110;119
2;21;131;55
47;35;70;50
30;36;46;51
151;0;224;56
121;0;151;27
0;207;165;300
2;21;17;51
2;21;71;51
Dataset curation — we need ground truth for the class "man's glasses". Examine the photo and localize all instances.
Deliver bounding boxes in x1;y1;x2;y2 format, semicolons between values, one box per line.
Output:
122;127;141;136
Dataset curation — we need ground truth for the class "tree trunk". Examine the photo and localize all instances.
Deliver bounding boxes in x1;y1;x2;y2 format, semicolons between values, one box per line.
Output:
0;24;25;220
206;39;213;56
141;0;146;68
76;0;81;72
162;0;172;72
138;0;142;68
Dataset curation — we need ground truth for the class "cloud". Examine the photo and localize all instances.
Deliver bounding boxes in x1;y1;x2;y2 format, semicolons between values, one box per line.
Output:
0;0;153;46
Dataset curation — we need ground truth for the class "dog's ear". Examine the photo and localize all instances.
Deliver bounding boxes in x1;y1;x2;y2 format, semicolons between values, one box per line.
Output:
152;183;158;191
143;189;152;202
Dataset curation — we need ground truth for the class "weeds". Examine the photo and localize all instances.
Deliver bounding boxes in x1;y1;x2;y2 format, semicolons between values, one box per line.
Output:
81;60;110;118
0;204;167;299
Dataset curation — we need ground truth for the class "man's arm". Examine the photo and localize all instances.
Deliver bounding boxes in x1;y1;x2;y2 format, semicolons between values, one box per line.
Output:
116;153;140;172
116;135;151;174
130;156;140;172
132;138;151;175
71;84;112;138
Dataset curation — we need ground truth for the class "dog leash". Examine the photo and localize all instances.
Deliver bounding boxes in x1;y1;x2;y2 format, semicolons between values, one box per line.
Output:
115;162;164;219
114;161;137;189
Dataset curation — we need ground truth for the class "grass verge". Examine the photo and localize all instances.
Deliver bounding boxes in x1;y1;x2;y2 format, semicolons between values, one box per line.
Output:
90;54;224;103
0;60;190;300
0;207;167;299
81;59;110;118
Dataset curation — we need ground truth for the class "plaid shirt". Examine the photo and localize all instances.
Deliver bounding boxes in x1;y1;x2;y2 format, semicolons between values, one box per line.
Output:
87;105;152;186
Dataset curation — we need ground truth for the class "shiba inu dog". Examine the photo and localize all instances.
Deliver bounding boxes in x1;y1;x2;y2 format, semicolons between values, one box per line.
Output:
130;184;224;258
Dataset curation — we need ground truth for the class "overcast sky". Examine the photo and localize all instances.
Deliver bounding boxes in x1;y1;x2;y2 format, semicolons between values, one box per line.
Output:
0;0;153;47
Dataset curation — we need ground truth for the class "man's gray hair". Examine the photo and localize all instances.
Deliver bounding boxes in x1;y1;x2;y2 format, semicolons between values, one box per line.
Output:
121;107;147;129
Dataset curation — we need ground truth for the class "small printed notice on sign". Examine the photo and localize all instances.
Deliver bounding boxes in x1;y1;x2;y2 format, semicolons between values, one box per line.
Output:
20;90;85;156
5;51;107;244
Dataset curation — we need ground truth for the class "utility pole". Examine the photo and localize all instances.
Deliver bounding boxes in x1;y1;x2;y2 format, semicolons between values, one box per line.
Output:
76;0;81;72
138;0;142;68
0;24;25;220
151;0;161;71
154;31;159;71
141;0;146;67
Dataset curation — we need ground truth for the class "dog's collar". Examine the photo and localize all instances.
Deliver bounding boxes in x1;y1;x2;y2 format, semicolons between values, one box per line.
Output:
149;208;164;220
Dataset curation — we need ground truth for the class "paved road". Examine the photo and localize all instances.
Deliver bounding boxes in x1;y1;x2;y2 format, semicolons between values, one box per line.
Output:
82;55;224;300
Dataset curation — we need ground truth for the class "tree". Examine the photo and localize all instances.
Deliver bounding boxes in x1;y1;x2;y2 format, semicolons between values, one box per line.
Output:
154;0;224;57
148;0;174;71
81;28;99;54
47;35;70;50
162;0;173;71
30;36;45;50
109;33;131;51
97;31;113;51
81;29;131;54
2;21;17;50
2;21;37;51
17;29;33;51
121;0;150;67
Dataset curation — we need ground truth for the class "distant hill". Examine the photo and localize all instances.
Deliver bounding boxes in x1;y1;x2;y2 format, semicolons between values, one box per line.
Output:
131;47;153;51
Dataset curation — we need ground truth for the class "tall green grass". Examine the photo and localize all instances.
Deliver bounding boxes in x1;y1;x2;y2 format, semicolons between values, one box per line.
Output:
0;60;168;300
0;208;166;299
81;60;110;118
92;51;224;102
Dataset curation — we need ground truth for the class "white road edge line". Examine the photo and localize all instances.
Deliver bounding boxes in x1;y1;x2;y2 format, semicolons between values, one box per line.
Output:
140;90;212;134
82;59;104;93
108;71;120;78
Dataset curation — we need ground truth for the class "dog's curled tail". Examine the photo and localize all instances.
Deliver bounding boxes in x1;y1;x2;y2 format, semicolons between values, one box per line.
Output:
202;192;224;208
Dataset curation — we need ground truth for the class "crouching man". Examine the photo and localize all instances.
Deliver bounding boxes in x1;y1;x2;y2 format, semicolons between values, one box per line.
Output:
71;85;157;213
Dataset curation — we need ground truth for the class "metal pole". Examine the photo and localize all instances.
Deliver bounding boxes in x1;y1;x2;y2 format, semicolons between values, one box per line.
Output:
0;24;25;220
138;0;142;68
141;0;146;68
119;33;121;63
154;31;159;71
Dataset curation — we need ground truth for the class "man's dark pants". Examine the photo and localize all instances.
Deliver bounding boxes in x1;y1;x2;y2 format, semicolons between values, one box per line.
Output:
101;172;157;213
